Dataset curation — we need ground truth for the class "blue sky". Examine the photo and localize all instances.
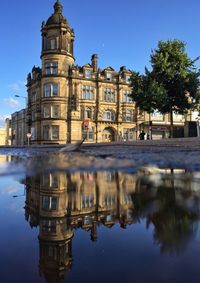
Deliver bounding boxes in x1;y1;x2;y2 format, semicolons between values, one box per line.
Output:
0;0;200;125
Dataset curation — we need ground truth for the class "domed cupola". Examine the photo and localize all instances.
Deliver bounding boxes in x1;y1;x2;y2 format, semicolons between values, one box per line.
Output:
41;0;75;67
46;0;69;27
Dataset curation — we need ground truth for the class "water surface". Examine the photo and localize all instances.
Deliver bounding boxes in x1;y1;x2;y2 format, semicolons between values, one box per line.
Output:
1;154;200;283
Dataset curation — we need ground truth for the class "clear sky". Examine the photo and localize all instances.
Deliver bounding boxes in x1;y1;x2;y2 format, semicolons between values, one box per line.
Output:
0;0;200;125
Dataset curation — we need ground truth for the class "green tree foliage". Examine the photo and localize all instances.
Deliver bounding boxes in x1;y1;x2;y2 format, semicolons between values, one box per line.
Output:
150;40;200;113
130;39;200;137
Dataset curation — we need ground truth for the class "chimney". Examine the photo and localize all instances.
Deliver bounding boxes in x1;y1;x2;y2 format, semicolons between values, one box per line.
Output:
91;54;98;72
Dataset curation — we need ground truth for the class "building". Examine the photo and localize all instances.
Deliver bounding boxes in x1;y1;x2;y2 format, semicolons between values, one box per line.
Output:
11;0;198;145
11;109;27;145
23;0;136;144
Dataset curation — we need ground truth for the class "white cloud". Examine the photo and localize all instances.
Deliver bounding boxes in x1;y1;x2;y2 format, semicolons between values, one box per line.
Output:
8;83;21;92
7;80;26;93
4;97;20;108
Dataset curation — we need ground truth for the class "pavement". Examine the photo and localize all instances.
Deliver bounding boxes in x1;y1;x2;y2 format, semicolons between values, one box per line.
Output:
0;137;200;172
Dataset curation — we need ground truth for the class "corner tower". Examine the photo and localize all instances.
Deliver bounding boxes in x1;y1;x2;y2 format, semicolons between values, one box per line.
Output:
37;1;75;144
41;0;75;73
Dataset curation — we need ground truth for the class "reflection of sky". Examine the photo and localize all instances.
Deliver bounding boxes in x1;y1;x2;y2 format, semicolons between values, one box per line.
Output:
1;165;200;282
0;175;40;283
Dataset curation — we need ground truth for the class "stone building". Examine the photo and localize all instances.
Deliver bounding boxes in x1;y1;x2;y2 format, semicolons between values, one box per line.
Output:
11;109;27;145
25;0;135;144
10;0;198;145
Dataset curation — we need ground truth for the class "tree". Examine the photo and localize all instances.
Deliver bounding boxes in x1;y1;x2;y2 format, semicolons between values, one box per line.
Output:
131;40;200;138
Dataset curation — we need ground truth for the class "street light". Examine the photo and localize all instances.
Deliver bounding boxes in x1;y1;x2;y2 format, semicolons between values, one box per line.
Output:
14;94;27;106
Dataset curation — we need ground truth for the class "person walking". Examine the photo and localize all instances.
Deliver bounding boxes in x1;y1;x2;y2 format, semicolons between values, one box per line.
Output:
139;130;145;140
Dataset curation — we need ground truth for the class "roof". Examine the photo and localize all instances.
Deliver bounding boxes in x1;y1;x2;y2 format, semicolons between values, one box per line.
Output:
46;0;70;27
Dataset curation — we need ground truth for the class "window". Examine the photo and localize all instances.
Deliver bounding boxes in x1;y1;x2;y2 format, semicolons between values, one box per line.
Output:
123;110;133;122
43;125;49;140
81;194;94;208
45;62;58;75
31;127;36;140
86;108;92;119
106;72;112;80
102;111;115;121
81;107;94;121
52;105;59;118
123;90;133;103
32;111;35;121
43;125;59;140
82;126;95;141
43;106;50;118
41;219;56;233
43;105;59;118
42;196;57;210
44;83;58;97
125;75;131;83
85;69;91;78
104;194;115;206
50;39;56;49
50;174;59;188
104;88;115;102
44;84;51;97
32;92;36;102
123;128;135;141
82;86;94;100
52;125;59;140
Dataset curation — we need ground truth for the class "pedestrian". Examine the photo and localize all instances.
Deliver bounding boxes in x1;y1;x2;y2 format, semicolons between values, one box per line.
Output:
139;130;145;140
118;131;122;142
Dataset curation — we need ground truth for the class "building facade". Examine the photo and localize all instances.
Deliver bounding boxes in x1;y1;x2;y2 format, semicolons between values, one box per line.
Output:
10;0;198;145
11;109;27;145
25;0;136;144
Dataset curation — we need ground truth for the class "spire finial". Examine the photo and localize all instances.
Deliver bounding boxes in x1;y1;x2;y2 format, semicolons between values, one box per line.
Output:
54;0;63;14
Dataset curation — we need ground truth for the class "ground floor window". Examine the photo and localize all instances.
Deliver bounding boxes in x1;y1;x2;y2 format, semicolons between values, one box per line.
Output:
82;126;95;141
43;125;59;141
123;128;135;141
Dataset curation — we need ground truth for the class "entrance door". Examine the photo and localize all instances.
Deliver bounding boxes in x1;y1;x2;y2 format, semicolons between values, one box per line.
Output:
102;128;115;142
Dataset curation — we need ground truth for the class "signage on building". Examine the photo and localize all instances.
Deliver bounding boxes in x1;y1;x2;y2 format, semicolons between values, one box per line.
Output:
83;119;89;129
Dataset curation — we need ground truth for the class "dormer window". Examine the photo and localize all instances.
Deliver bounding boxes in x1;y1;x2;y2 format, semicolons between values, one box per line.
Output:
106;72;112;81
85;69;91;78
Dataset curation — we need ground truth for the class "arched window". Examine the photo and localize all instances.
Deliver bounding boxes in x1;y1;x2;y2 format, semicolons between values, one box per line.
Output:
102;111;115;121
80;107;92;119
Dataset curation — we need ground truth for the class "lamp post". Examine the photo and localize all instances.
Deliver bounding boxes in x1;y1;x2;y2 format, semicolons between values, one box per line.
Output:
14;94;27;106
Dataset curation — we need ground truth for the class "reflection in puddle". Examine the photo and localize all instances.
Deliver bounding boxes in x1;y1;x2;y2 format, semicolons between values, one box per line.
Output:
22;169;200;282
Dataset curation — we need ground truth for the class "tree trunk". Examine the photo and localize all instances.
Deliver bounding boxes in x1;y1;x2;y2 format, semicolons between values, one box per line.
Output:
170;107;173;138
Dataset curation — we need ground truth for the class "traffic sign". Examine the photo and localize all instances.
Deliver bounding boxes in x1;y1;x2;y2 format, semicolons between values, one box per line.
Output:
83;119;89;128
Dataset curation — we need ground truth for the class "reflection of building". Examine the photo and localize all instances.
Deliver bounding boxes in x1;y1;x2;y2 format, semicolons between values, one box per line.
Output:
11;0;135;145
24;171;137;282
23;168;200;282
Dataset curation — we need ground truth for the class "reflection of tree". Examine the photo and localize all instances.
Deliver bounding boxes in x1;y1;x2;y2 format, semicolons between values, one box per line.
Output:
132;175;199;255
148;186;198;255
